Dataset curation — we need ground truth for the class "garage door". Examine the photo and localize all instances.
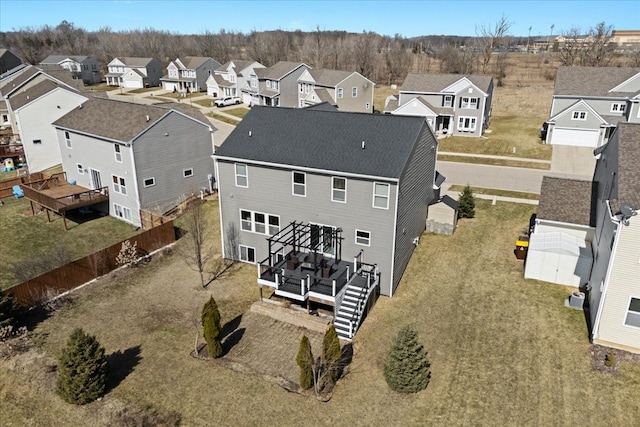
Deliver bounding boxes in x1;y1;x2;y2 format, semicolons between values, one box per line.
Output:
242;93;251;105
550;128;600;148
123;79;142;89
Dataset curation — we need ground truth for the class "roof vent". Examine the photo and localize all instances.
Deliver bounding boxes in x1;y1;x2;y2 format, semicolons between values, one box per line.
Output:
361;140;365;149
145;115;150;122
248;130;252;137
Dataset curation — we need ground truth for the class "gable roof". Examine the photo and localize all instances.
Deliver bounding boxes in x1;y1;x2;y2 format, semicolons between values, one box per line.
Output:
215;106;430;179
0;65;40;95
112;57;157;68
40;55;89;64
308;87;335;104
547;99;607;124
537;176;595;226
256;61;307;80
216;59;256;73
308;69;354;86
401;73;493;94
176;56;219;70
553;66;640;97
599;122;640;214
9;79;76;111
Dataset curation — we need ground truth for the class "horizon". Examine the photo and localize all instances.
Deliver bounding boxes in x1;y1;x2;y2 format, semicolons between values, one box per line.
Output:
1;0;638;39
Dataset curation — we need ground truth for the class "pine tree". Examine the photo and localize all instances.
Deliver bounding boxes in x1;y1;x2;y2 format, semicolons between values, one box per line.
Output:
0;292;20;328
201;296;222;358
383;325;431;393
56;328;109;405
296;335;314;389
458;185;476;219
322;325;341;383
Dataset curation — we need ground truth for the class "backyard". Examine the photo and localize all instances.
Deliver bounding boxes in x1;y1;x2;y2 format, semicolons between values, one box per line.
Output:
2;199;639;425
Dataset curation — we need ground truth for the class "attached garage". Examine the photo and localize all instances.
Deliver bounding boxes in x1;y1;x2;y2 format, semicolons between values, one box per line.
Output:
524;231;593;287
164;82;179;92
242;93;252;105
549;127;600;148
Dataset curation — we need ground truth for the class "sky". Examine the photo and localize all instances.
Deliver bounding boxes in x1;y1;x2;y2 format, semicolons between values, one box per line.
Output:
1;0;638;38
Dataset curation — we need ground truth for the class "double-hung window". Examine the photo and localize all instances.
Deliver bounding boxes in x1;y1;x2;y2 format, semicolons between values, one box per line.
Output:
293;171;306;196
443;95;453;107
114;203;132;221
235;163;248;187
355;230;371;246
112;175;126;195
625;297;640;328
461;97;478;109
337;88;343;99
572;111;587;121
241;210;252;231
373;182;389;209
332;177;346;202
239;245;256;263
114;144;122;162
240;210;280;235
254;213;266;234
352;87;357;97
65;131;71;148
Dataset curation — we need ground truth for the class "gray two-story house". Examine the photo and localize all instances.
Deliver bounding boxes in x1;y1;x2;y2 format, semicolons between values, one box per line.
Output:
544;67;640;147
214;106;438;339
255;61;310;107
207;60;266;101
387;73;493;137
53;98;216;227
297;68;375;113
40;55;101;85
161;56;221;93
106;57;163;88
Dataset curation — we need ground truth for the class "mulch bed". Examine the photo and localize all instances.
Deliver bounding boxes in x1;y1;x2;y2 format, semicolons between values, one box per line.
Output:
590;344;640;375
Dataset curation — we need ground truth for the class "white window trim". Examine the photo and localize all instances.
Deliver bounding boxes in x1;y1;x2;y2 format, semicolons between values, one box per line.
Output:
65;131;71;149
308;222;337;258
443;95;453;107
572;111;587;121
331;176;347;203
461;97;478;109
268;214;280;236
623;296;640;329
266;80;271;89
112;175;127;195
610;103;626;113
292;171;306;197
337;88;343;99
355;229;371;246
113;203;133;222
143;177;155;187
373;182;390;209
457;116;477;132
239;209;280;236
352;87;357;97
114;144;122;163
235;163;248;187
76;163;84;174
183;168;194;178
239;244;256;263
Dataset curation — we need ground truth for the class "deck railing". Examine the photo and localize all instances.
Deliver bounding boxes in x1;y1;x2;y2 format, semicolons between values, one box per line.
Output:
0;144;24;158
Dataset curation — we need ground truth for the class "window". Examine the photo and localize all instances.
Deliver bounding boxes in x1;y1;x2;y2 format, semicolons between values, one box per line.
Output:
292;171;306;196
457;116;477;132
272;81;278;90
254;212;266;234
268;215;280;235
239;245;256;263
114;144;122;162
240;210;279;235
251;77;257;88
33;139;42;145
355;230;371;246
77;163;84;174
299;83;303;93
112;175;127;195
443;95;453;107
625;298;640;328
611;103;626;113
373;182;390;209
461;97;478;109
332;177;346;202
352;87;358;97
229;74;236;83
305;84;310;94
266;80;271;89
183;168;193;178
572;111;587;121
337;88;343;99
113;203;132;221
235;163;248;187
241;210;252;231
143;177;155;187
65;131;71;148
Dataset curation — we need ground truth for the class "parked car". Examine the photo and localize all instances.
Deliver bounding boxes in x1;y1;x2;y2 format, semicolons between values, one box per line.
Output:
215;96;241;107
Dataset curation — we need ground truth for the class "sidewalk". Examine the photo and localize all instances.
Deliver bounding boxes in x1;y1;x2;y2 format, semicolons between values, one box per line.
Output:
438;151;551;164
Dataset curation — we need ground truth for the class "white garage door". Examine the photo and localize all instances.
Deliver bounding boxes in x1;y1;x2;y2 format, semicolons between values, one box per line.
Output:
123;79;142;89
550;128;600;148
242;93;251;105
164;82;178;92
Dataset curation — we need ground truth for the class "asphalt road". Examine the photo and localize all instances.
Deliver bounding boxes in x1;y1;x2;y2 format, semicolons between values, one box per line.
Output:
437;161;545;194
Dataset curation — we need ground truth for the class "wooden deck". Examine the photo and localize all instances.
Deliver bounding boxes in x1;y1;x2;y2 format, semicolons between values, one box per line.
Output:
0;144;24;159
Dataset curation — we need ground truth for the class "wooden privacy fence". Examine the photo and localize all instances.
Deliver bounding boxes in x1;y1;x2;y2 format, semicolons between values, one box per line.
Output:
139;209;171;230
0;171;48;199
2;220;176;307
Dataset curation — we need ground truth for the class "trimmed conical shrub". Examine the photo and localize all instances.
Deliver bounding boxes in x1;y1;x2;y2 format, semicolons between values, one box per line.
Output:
458;185;476;219
322;325;341;383
56;328;109;404
201;296;222;358
296;334;314;389
383;326;430;393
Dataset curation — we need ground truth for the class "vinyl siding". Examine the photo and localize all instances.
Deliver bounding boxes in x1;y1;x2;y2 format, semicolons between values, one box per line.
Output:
552;97;628;119
280;66;310;108
452;85;484;137
335;74;374;113
392;124;438;292
399;93;444;108
595;215;640;351
216;160;398;295
133;112;214;214
552;103;605;129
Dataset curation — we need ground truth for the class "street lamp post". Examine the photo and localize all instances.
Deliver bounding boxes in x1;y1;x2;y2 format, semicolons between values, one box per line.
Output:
527;26;532;53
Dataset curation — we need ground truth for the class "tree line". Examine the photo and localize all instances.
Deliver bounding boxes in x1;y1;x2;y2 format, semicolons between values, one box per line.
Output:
1;20;637;86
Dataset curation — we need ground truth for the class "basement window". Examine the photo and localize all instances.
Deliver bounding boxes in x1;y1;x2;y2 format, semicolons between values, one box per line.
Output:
625;297;640;328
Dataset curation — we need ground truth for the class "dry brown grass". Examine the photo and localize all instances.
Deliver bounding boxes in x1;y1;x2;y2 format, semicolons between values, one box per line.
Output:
3;199;640;425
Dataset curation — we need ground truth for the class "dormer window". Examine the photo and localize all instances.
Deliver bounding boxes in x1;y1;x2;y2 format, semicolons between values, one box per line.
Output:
611;103;626;113
572;111;587;121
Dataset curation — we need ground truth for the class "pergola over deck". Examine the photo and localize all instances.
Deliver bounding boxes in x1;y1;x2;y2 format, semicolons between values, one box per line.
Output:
20;173;109;230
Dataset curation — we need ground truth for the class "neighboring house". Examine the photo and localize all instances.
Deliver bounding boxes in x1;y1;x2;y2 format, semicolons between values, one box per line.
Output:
161;56;221;93
105;57;163;88
52;98;216;227
213;106;438;339
297;68;375;113
39;55;101;85
388;73;494;137
2;65;88;172
208;59;266;101
254;61;310;107
543;66;640;148
588;122;640;353
0;49;22;74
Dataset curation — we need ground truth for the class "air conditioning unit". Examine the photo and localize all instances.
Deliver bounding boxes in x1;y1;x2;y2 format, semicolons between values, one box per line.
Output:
567;291;585;310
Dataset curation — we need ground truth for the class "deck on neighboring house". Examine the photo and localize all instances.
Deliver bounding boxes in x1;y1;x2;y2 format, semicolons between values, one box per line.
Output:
0;144;24;159
20;173;109;230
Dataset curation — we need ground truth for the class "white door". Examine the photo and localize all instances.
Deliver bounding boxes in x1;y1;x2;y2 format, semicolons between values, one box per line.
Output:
550;128;600;147
90;168;102;190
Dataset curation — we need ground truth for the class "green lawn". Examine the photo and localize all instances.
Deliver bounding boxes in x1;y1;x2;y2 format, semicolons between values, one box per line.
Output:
207;112;240;125
3;199;639;425
192;98;216;108
223;107;250;119
0;197;139;289
438;154;551;170
448;185;540;200
126;87;161;94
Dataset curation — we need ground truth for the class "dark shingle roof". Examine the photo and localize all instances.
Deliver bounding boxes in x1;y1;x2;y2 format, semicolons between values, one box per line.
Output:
256;61;307;80
0;65;39;95
8;79;69;110
177;56;220;70
41;54;89;64
112;57;157;67
308;69;353;86
215;106;429;179
216;59;256;73
610;123;640;214
553;66;640;97
401;73;493;94
537;176;594;226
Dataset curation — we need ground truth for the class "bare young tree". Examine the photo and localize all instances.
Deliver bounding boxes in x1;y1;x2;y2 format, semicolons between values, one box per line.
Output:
179;202;214;288
476;14;512;74
558;22;614;67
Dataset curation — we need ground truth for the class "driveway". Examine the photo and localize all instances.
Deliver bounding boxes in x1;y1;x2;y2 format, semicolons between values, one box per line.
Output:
550;145;596;179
